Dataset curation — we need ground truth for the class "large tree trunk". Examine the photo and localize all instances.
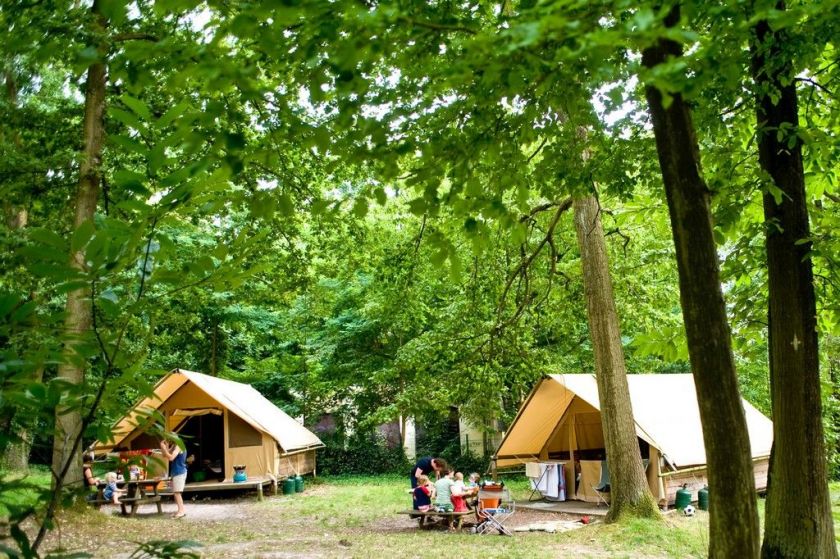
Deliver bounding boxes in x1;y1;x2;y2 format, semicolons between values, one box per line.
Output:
572;195;659;521
641;7;760;558
51;2;108;490
751;9;838;558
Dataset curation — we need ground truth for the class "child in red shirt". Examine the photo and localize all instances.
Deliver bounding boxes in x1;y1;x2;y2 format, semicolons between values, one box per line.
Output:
412;474;434;511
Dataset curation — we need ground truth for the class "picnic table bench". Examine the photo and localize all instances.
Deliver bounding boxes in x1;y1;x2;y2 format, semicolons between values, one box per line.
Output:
397;509;475;531
93;478;168;517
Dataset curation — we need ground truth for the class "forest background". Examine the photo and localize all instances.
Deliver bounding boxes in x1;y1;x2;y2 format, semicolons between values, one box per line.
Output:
0;0;839;556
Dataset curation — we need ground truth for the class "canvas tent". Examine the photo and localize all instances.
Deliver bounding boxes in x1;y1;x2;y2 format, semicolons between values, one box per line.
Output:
493;374;773;504
94;369;324;481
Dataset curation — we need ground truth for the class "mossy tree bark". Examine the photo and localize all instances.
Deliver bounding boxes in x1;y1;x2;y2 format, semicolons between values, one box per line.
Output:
641;7;760;558
572;195;659;522
752;8;838;558
51;0;108;490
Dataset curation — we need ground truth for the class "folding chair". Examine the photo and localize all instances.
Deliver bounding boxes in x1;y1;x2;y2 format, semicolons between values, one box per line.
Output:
591;459;611;507
475;487;515;536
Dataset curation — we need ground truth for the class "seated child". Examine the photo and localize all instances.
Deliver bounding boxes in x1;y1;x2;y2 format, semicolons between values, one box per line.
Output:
102;472;124;504
465;472;481;508
450;472;468;512
434;469;455;512
412;474;434;512
467;472;481;490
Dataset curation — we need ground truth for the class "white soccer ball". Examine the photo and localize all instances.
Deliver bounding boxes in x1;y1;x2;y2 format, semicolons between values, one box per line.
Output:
683;505;696;517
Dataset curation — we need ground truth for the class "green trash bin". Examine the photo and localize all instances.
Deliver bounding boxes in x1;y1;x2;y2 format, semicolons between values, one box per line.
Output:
675;484;692;510
294;475;304;493
697;485;709;511
282;477;296;495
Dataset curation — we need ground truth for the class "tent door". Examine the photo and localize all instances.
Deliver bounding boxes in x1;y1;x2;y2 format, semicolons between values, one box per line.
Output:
175;411;225;482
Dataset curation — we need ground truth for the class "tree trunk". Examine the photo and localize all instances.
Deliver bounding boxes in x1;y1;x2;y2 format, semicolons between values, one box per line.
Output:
210;319;218;376
51;2;108;490
1;69;39;473
751;9;838;558
572;195;659;522
641;7;760;558
1;365;43;473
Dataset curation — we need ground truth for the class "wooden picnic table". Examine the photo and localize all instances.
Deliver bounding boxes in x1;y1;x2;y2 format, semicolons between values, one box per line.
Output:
397;509;475;531
95;478;169;517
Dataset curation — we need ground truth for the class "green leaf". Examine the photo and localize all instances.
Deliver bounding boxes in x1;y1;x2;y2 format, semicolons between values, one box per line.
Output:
29;228;66;249
373;187;387;205
71;220;96;253
121;94;152;121
351;198;369;218
113;169;148;193
110;133;150;157
100;0;128;24
277;194;294;216
157;99;191;128
109;107;144;131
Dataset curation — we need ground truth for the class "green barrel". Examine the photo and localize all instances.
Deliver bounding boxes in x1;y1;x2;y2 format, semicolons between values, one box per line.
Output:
697;486;709;511
675;484;692;510
294;475;304;493
282;477;296;495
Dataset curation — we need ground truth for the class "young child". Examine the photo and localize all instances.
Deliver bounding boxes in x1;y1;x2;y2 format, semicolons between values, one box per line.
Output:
465;472;481;509
412;474;434;512
102;472;124;504
450;472;468;512
468;472;481;489
434;469;455;512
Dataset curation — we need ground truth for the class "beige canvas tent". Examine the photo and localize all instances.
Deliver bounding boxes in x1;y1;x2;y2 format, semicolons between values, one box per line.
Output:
493;374;773;505
94;369;324;482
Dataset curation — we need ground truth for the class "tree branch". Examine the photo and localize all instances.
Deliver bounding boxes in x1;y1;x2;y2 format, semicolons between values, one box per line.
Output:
112;32;158;42
399;17;477;35
497;197;573;326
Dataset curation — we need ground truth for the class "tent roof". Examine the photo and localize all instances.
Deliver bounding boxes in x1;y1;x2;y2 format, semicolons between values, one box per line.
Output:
494;373;773;469
98;369;323;454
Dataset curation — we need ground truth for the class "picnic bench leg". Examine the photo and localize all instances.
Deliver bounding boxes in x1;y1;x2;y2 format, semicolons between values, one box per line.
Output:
156;500;163;514
456;516;464;531
131;502;139;517
120;503;127;515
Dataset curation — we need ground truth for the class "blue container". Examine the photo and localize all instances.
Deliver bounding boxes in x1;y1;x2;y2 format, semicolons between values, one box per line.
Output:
233;468;247;483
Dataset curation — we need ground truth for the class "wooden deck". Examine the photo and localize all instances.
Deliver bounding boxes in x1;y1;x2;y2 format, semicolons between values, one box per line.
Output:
159;477;276;501
517;499;609;516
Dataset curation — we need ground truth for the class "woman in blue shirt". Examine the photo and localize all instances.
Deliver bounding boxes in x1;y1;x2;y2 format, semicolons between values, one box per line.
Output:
160;439;187;518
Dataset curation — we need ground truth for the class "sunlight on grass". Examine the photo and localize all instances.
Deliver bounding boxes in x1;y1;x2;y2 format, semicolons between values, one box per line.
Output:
18;475;838;558
0;465;52;518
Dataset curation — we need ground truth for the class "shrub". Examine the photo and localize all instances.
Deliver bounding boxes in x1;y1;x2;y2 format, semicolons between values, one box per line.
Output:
318;431;412;475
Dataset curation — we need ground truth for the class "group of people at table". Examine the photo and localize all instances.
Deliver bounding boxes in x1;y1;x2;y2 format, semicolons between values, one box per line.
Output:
82;439;189;519
409;456;481;513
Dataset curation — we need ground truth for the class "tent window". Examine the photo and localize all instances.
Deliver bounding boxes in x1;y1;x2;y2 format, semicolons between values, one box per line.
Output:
228;413;262;448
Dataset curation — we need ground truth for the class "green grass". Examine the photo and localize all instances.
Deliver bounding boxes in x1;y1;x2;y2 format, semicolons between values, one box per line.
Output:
0;465;52;518
10;474;839;558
